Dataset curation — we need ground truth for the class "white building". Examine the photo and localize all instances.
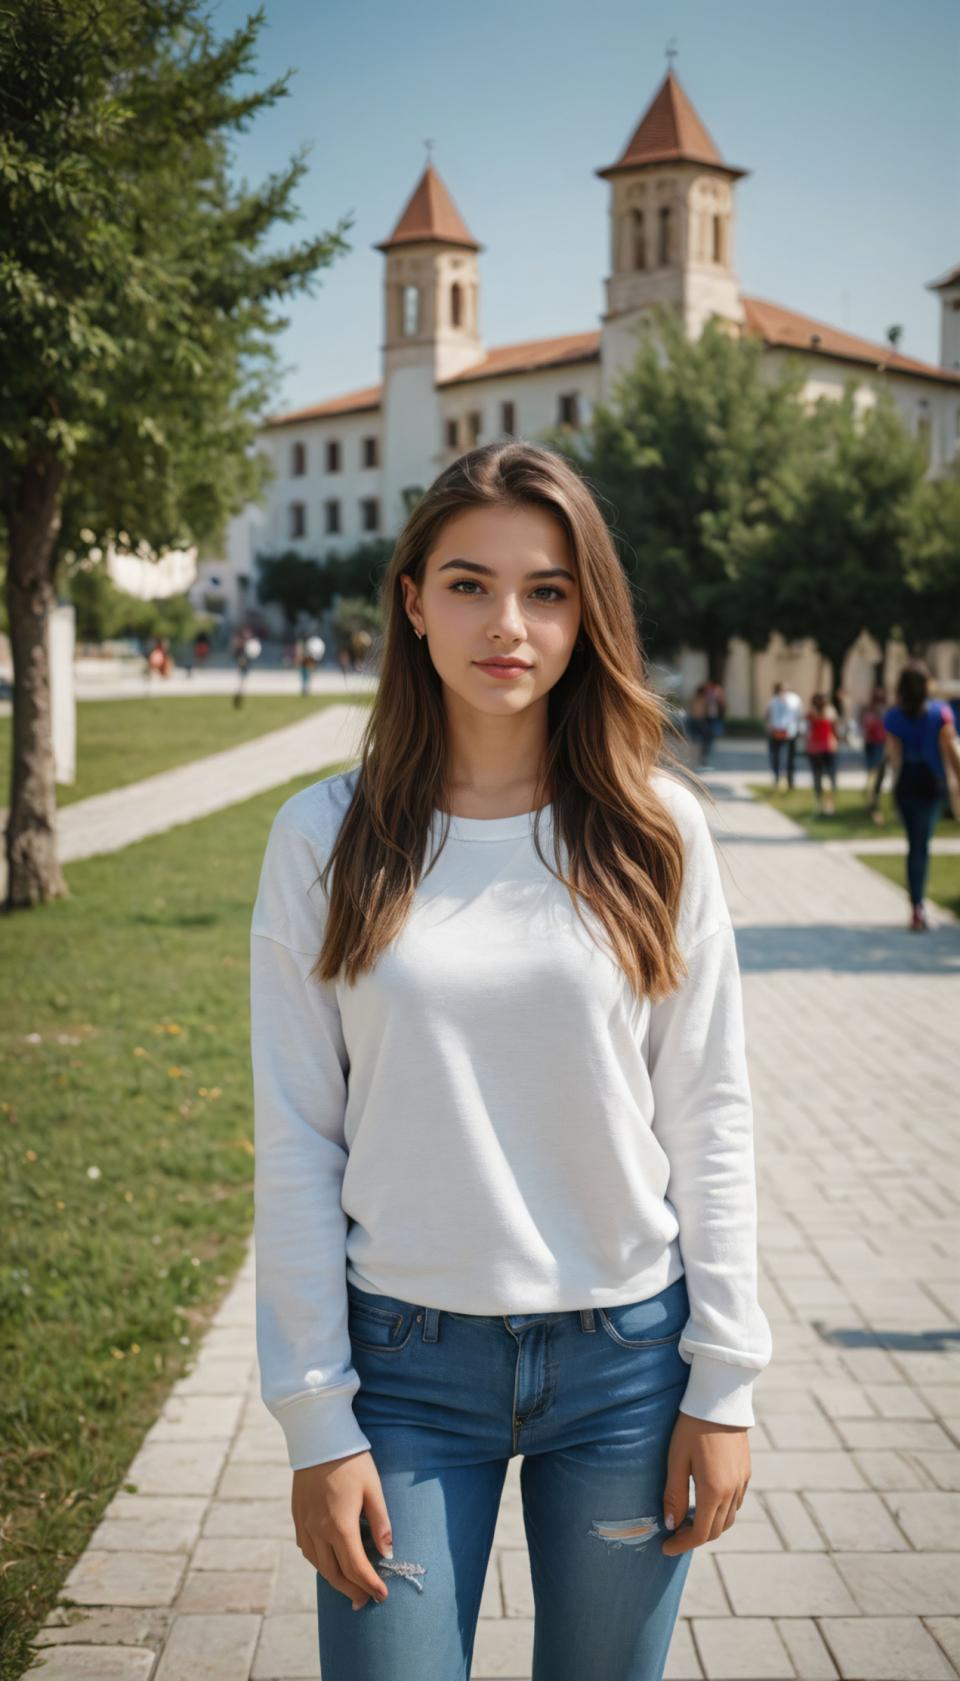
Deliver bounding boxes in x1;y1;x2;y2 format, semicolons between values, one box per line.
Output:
216;70;960;706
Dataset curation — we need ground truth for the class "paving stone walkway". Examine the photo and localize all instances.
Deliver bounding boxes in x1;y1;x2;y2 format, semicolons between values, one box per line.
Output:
33;749;960;1680
0;703;370;900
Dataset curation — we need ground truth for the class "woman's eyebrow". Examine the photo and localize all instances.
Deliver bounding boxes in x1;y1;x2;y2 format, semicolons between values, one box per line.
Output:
436;557;578;583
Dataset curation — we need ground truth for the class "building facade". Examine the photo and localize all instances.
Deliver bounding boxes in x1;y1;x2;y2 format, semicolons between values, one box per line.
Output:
197;70;960;708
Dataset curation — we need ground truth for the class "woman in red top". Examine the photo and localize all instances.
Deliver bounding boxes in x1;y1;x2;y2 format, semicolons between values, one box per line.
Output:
805;692;840;816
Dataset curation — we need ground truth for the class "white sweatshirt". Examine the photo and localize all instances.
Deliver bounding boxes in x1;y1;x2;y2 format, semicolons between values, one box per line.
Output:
250;765;772;1470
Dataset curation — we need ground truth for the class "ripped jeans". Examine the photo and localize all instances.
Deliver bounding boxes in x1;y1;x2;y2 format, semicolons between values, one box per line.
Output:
315;1272;696;1681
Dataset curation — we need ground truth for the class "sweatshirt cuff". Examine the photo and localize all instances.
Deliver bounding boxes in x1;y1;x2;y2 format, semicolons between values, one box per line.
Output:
273;1390;373;1472
678;1353;759;1428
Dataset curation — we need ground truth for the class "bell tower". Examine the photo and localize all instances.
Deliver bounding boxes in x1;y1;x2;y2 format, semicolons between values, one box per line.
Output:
595;68;750;399
375;157;483;529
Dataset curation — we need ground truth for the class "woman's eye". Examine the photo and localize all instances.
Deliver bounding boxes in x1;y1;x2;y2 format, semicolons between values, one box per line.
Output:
448;581;565;602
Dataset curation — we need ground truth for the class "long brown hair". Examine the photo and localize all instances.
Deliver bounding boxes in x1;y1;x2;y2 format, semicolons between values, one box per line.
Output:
311;440;706;1003
896;659;930;719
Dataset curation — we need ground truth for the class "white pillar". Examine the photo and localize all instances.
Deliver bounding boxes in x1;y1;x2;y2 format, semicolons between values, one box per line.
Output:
48;602;76;785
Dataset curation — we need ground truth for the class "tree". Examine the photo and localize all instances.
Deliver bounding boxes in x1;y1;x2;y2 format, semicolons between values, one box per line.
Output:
0;0;353;907
549;305;808;675
747;384;930;696
256;550;327;628
899;459;960;654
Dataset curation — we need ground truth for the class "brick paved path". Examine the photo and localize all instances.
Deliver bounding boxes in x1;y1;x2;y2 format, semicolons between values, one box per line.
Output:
35;753;960;1680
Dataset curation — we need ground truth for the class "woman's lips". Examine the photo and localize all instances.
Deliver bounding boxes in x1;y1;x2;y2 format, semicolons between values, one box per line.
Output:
474;661;531;679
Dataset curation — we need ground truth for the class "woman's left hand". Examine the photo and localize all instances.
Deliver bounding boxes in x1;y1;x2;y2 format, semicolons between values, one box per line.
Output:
660;1412;751;1555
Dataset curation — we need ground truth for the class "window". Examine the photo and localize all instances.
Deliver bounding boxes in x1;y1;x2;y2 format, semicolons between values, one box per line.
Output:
712;214;725;264
402;285;420;336
324;499;341;534
289;502;306;539
631;209;646;271
291;440;306;476
501;400;516;436
557;392;580;428
468;410;482;445
360;497;380;533
362;436;379;468
450;281;463;328
326;439;341;473
658;205;671;266
445;417;460;449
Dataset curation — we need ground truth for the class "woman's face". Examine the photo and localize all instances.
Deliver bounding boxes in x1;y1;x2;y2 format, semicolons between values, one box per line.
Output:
401;502;582;713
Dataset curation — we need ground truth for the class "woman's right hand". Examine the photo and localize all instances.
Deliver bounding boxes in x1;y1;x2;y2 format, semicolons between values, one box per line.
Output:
292;1451;393;1610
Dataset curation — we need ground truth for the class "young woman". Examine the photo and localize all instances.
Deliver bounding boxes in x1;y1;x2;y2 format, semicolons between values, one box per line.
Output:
805;691;840;816
250;442;773;1681
883;661;960;931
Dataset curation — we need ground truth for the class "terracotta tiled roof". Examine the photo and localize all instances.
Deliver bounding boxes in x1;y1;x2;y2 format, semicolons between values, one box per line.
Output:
375;162;480;253
264;384;384;426
438;331;602;386
741;295;960;386
596;69;748;181
927;262;960;291
263;296;958;428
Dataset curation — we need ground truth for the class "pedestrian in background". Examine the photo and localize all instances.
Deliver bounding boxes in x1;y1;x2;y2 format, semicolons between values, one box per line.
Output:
805;692;839;817
882;661;960;931
859;685;888;824
764;681;803;791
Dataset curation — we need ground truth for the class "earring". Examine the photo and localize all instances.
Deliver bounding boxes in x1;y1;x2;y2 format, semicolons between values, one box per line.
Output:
416;628;424;640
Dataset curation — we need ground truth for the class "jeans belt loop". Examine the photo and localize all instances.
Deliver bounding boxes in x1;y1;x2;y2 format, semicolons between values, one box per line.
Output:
579;1308;597;1333
421;1306;440;1342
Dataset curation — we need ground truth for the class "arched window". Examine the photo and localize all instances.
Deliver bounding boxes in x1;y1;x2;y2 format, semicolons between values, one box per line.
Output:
658;206;671;266
402;285;419;336
450;281;463;328
631;209;646;271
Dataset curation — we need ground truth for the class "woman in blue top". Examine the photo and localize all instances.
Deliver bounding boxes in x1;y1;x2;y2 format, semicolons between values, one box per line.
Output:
882;661;960;930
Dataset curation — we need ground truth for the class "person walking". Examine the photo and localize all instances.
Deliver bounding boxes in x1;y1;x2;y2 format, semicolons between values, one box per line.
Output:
250;441;772;1681
859;685;888;824
805;691;840;816
882;660;960;931
764;681;803;790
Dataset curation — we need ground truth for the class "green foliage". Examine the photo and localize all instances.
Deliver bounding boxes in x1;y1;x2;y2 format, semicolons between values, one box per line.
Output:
548;305;809;663
61;556;207;645
254;538;393;627
331;594;382;650
748;384;932;679
255;548;326;626
327;537;395;603
0;0;352;565
901;458;960;648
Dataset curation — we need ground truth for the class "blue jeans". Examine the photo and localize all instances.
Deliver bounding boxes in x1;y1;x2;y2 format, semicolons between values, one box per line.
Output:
316;1272;696;1680
895;788;944;905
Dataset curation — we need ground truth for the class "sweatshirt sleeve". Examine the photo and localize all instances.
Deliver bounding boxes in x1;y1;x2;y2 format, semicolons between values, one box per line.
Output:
249;796;373;1471
646;784;773;1428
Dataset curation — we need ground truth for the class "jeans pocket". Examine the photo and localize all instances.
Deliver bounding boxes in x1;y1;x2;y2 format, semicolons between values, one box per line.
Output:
597;1280;686;1350
347;1284;418;1353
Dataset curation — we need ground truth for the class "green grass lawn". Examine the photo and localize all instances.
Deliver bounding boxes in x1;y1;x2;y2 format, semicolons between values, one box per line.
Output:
0;758;356;1680
748;782;960;843
0;693;370;808
856;851;960;919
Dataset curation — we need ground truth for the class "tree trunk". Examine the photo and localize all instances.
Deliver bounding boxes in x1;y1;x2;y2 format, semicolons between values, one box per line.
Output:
3;453;69;910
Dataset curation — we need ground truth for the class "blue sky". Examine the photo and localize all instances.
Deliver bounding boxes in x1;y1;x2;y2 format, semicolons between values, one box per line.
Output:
209;0;959;413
